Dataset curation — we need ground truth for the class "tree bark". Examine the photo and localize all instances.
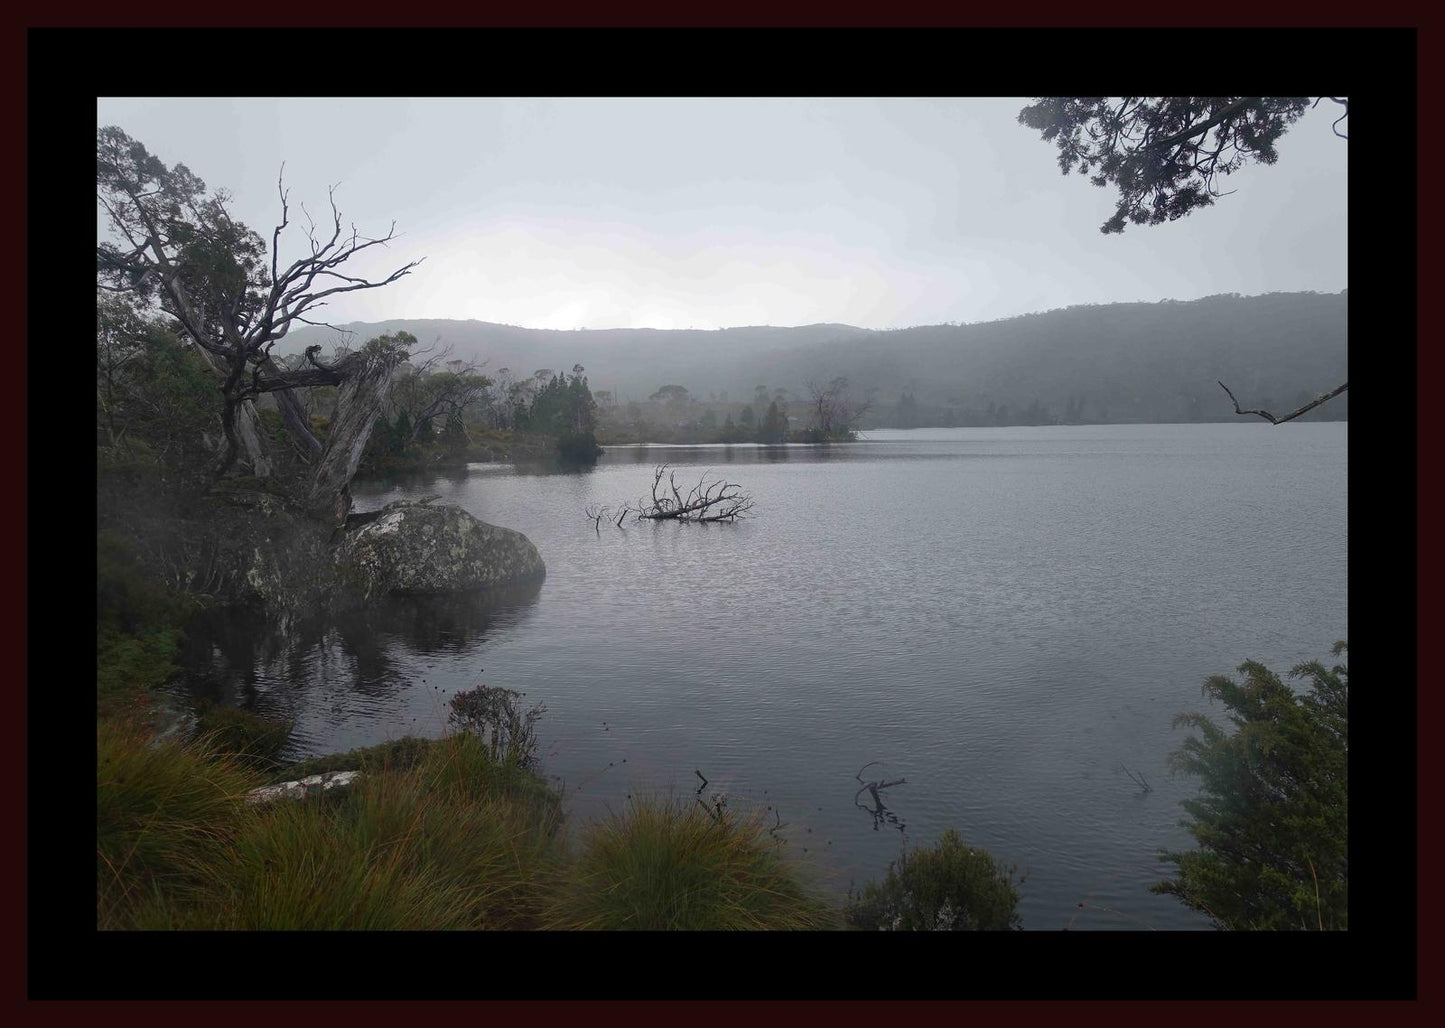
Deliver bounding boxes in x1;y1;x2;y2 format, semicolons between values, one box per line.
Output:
233;400;273;478
305;349;403;523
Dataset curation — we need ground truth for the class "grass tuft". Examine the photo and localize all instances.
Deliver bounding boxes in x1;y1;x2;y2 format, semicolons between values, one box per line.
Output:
547;794;839;930
97;718;263;929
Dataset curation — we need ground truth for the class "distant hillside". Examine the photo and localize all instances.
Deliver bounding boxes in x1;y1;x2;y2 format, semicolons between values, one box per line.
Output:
278;291;1347;424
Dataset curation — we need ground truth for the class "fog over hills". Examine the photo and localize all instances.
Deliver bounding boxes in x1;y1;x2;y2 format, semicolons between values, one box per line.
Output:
277;290;1347;423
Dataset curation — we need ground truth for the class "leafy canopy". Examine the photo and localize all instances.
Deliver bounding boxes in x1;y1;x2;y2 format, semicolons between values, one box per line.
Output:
1018;97;1316;233
1154;643;1348;930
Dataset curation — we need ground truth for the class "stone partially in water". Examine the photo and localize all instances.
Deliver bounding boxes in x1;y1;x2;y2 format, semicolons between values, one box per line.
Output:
337;500;546;598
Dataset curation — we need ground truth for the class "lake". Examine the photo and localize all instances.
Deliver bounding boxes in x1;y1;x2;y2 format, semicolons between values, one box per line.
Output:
175;422;1348;930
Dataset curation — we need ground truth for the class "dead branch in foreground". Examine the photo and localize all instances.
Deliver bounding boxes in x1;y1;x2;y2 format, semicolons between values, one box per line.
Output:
1217;380;1348;426
584;464;755;529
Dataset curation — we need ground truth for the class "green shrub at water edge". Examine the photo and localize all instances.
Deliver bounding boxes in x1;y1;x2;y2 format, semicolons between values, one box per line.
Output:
548;795;839;930
845;828;1024;930
1152;642;1348;930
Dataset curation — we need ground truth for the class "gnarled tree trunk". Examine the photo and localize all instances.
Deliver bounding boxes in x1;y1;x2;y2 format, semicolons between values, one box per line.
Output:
305;348;404;524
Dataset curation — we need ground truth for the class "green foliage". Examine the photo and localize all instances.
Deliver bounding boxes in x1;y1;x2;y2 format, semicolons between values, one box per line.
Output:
1153;643;1348;930
96;629;181;716
548;795;838;930
96;532;197;715
440;412;469;454
1018;97;1316;234
525;368;599;437
555;429;603;466
845;828;1024;930
97;294;222;483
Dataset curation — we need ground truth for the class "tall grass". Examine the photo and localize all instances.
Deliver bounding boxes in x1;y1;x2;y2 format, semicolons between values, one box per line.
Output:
97;718;262;929
101;716;845;930
547;795;839;930
99;725;566;930
211;732;564;929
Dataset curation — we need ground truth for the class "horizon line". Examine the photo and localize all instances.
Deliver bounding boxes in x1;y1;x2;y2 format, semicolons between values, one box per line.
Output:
295;287;1348;335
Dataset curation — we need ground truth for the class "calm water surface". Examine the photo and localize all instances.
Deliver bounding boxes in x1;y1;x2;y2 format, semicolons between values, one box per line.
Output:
177;423;1347;930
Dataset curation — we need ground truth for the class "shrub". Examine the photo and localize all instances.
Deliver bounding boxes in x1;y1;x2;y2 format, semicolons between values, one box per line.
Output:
555;430;603;465
845;828;1024;930
97;531;197;716
1153;642;1348;930
548;795;838;930
447;684;547;770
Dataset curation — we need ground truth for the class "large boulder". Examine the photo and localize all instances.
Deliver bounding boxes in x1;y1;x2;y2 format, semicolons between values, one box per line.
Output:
118;489;545;625
337;500;546;598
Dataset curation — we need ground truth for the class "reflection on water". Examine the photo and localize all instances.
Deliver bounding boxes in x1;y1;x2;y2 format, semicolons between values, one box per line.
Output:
174;580;543;757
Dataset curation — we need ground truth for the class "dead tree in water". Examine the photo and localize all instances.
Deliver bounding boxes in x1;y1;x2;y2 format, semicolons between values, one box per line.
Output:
586;465;754;528
634;465;755;522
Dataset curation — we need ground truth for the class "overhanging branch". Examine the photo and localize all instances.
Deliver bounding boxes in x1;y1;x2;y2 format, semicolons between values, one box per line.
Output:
1217;380;1348;426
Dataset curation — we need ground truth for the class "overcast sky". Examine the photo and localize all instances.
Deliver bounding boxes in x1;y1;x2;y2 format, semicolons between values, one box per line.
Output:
96;97;1347;332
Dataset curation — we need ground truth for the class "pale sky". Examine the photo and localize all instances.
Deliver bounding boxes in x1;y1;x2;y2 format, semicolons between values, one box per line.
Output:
96;97;1347;331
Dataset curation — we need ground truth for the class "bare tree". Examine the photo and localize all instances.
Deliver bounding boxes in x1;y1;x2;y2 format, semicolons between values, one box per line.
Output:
587;464;754;527
97;126;422;515
388;342;490;444
805;375;872;440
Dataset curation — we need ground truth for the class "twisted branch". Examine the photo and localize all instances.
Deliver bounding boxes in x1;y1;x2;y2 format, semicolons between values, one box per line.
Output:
1218;380;1348;426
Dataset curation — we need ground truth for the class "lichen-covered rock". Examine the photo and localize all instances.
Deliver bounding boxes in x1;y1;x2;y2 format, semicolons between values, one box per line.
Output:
336;500;546;598
246;770;361;805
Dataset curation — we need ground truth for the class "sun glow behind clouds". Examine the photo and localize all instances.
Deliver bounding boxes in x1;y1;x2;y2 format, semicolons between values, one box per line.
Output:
97;96;1348;330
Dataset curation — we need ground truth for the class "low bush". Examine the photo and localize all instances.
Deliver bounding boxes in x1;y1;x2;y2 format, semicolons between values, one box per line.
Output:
447;684;546;770
845;828;1024;930
1153;643;1349;930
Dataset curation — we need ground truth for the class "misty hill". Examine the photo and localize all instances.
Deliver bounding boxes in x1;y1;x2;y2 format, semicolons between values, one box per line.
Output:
277;291;1347;424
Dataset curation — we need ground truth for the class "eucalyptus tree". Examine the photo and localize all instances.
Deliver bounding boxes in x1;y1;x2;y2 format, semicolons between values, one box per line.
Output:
96;126;422;519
